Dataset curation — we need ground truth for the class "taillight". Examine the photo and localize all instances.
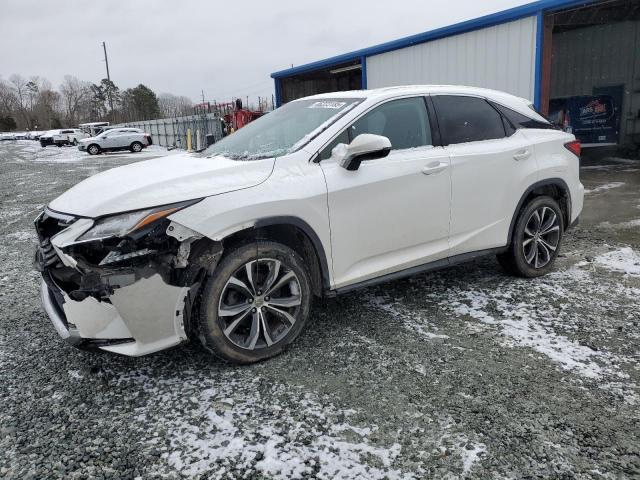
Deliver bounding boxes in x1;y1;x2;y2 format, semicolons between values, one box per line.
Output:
564;140;581;158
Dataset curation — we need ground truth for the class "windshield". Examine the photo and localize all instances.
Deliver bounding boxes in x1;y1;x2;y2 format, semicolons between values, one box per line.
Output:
203;98;362;160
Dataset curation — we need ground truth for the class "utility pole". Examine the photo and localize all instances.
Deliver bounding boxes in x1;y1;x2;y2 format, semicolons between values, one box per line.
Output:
102;41;114;119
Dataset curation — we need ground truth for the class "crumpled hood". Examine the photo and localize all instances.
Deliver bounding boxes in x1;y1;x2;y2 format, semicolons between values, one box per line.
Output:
48;153;275;217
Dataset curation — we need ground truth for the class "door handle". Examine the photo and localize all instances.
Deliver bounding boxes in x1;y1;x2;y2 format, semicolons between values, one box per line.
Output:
513;150;531;161
421;161;448;175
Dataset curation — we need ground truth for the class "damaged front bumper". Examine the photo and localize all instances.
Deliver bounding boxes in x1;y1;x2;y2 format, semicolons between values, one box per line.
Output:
34;207;220;356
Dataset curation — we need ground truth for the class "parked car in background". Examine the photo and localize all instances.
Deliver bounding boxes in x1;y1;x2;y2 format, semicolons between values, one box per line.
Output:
0;133;16;141
78;127;152;155
14;132;27;140
35;85;583;363
79;121;110;138
29;131;45;140
40;129;88;147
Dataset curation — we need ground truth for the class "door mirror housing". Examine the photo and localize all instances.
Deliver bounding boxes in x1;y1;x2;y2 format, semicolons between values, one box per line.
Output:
332;134;392;171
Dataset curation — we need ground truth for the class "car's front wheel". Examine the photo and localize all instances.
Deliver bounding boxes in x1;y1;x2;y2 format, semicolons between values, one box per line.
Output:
130;141;143;153
87;144;101;155
498;196;564;277
197;241;312;364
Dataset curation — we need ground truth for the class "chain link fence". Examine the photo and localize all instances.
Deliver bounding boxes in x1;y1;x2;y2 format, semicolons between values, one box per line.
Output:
115;112;223;150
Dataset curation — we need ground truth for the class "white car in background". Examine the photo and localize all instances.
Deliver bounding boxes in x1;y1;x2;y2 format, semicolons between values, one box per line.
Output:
0;133;16;141
35;85;583;363
78;127;152;155
40;129;87;147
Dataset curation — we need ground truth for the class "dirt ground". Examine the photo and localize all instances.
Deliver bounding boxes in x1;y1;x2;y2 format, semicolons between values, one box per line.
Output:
0;140;638;479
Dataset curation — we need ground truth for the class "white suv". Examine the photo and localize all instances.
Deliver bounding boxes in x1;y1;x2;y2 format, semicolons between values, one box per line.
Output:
35;85;583;363
78;127;152;155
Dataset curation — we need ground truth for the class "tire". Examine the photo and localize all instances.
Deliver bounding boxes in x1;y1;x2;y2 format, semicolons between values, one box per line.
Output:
72;139;78;146
87;144;101;155
497;196;564;277
198;241;312;364
130;141;143;153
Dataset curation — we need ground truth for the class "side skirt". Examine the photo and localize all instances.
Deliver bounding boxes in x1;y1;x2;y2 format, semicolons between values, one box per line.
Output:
329;247;507;296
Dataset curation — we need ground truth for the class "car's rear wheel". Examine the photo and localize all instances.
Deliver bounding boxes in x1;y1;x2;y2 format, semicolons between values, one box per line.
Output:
498;196;564;277
87;144;101;155
130;141;143;153
197;241;312;364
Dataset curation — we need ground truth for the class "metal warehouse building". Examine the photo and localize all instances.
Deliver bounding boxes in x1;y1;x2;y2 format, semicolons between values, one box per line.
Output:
271;0;640;147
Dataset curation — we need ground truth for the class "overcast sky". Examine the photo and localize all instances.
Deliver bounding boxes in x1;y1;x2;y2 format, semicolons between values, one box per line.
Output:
1;0;531;105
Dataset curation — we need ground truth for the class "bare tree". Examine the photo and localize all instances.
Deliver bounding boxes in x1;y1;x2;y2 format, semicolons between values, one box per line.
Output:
9;74;29;128
158;93;193;117
60;75;91;126
0;78;18;117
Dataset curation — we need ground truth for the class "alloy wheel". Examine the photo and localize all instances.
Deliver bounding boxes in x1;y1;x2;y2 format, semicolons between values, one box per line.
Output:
218;258;302;350
522;206;560;268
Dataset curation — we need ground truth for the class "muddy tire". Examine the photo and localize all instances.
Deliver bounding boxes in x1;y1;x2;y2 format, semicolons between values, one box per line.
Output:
197;241;312;364
498;196;564;277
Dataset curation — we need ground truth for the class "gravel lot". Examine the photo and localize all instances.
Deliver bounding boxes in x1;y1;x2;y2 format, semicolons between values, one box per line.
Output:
1;140;639;479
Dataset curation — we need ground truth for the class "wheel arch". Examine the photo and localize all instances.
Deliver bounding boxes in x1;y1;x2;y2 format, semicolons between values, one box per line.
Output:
507;178;571;246
220;216;331;296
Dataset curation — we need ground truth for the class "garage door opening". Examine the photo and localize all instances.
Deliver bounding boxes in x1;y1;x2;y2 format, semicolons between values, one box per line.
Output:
278;60;362;104
540;0;640;154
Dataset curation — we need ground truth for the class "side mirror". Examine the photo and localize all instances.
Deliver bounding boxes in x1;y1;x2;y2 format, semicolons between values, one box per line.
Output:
332;134;392;171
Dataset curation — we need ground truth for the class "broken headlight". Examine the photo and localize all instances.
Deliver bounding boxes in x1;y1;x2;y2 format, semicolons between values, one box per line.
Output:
76;200;200;242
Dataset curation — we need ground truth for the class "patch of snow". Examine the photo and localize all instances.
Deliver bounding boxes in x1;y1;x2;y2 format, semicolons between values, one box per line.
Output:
449;287;608;379
5;231;36;241
27;144;180;163
368;295;449;339
584;182;625;194
116;372;409;479
591;247;640;277
68;369;83;380
460;443;486;474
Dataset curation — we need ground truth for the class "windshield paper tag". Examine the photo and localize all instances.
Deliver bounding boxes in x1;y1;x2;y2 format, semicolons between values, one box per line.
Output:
308;101;347;109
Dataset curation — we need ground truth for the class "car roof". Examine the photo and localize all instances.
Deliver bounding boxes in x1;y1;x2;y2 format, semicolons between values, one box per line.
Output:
299;85;536;117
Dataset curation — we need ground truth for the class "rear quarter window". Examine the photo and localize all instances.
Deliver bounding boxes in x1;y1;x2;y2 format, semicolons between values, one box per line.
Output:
492;102;556;131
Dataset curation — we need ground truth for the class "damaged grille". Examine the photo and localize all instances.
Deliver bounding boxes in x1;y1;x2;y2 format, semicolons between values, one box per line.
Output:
34;208;78;280
38;237;62;269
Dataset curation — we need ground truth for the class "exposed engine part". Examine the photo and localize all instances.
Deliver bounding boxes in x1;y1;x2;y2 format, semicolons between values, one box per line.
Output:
35;214;223;307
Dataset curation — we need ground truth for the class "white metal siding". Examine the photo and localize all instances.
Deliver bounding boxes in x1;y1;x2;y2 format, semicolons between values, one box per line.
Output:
366;16;538;102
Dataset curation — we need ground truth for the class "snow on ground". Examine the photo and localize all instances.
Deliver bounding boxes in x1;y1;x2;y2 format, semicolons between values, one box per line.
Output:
5;231;36;241
14;140;181;163
112;369;409;480
366;249;639;402
367;295;450;339
588;247;640;277
600;218;640;229
584;182;625;194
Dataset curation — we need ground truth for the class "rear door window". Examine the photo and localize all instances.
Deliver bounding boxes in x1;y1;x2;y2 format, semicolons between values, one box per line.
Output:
432;95;506;145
